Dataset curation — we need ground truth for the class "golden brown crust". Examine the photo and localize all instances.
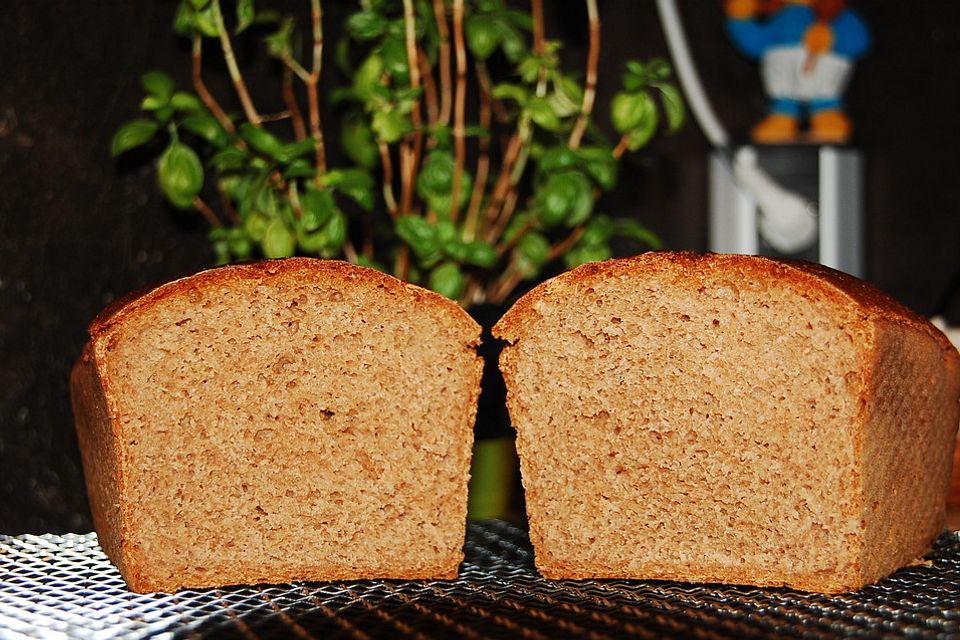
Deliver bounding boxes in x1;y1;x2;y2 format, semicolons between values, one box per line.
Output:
496;251;960;593
70;344;130;581
92;258;480;345
74;258;480;592
494;252;956;358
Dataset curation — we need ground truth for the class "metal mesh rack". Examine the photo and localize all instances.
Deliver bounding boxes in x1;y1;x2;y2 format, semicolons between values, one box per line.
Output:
2;520;959;639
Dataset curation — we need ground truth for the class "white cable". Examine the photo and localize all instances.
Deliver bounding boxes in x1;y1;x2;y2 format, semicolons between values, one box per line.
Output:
734;149;818;253
654;0;730;149
654;0;819;255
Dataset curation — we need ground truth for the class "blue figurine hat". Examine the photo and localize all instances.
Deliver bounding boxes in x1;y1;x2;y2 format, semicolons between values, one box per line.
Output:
725;0;870;143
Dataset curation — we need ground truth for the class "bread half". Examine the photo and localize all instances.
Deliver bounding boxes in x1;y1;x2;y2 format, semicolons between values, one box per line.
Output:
71;258;482;593
494;252;960;593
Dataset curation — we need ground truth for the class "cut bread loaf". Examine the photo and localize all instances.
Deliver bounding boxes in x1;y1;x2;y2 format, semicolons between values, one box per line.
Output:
71;258;482;593
494;252;960;593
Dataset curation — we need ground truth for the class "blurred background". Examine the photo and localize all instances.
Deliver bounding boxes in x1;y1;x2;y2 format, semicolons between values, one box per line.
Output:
2;0;959;534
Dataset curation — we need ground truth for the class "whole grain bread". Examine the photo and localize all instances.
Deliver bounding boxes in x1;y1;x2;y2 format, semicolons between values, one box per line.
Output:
494;252;960;593
71;258;482;593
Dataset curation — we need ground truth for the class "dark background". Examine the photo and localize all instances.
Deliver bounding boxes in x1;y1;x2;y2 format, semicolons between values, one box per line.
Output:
2;1;959;534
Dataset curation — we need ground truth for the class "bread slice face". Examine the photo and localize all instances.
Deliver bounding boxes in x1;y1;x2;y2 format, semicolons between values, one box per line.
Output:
71;259;482;593
494;252;960;593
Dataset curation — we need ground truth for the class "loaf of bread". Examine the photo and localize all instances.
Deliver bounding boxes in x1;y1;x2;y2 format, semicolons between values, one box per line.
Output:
71;258;482;593
494;252;960;593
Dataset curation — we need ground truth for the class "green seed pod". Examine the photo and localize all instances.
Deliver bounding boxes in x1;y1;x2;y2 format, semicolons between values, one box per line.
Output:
563;171;594;227
341;116;379;170
537;147;578;175
417;151;455;196
379;37;410;85
429;261;465;300
537;173;575;226
353;54;385;101
465;14;500;60
611;91;654;134
299;188;336;232
261;218;296;259
517;232;550;267
243;210;271;242
320;211;348;249
463;241;497;268
157;141;204;209
576;147;618;191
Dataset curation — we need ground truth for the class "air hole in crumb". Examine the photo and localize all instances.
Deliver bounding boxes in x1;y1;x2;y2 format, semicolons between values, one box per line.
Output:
611;316;622;324
320;408;335;419
712;319;720;327
680;314;691;322
174;318;190;327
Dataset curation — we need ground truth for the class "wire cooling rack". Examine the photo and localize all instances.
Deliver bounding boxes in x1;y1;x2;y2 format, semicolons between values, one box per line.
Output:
2;520;959;639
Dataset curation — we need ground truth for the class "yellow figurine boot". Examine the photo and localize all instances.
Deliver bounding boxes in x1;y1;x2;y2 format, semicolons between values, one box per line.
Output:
809;109;852;143
751;113;800;143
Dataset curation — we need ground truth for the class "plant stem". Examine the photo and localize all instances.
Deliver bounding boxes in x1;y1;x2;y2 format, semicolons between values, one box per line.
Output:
488;223;578;304
258;110;294;123
308;0;328;183
193;196;222;228
531;0;547;96
612;132;631;159
481;130;524;240
568;0;600;149
215;181;241;225
343;240;359;263
532;0;545;56
494;215;535;257
476;60;509;124
486;258;524;304
191;35;234;133
282;67;308;141
463;68;492;241
431;0;453;126
483;0;545;243
400;142;415;216
311;0;323;73
211;0;261;127
450;0;467;225
361;211;374;259
460;277;481;306
546;226;586;262
379;142;398;217
418;46;439;126
486;187;520;245
401;0;423;216
395;245;411;281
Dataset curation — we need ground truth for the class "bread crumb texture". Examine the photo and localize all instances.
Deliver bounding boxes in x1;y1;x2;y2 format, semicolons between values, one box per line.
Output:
494;252;960;593
71;259;482;593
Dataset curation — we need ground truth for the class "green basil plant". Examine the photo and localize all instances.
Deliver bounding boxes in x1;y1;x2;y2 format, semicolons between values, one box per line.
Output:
113;0;683;306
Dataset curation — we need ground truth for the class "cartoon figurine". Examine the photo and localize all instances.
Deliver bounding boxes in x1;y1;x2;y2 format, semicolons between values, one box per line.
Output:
725;0;870;143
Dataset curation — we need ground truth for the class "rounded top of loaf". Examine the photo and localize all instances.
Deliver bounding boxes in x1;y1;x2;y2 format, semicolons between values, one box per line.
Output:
493;252;957;356
89;258;480;344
